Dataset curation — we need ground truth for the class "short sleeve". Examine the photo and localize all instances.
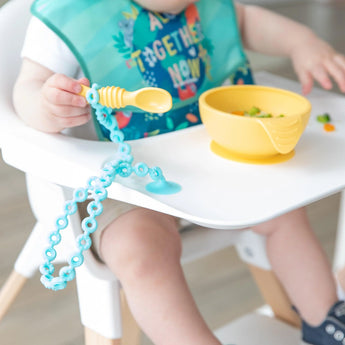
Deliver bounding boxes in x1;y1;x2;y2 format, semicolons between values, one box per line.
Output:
21;16;82;78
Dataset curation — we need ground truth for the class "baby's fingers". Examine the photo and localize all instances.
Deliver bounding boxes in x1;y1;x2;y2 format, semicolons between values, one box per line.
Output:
47;73;83;94
78;77;90;87
297;70;314;95
54;112;91;128
49;104;90;118
45;87;87;107
49;106;91;129
324;58;345;93
312;65;333;91
334;54;345;70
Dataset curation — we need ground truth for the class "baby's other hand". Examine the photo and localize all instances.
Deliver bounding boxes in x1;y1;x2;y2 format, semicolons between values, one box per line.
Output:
41;74;91;131
290;34;345;95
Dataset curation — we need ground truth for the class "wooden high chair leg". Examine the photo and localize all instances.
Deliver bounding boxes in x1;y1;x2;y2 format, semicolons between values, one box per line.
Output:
84;327;121;345
120;290;141;345
248;265;301;328
0;270;27;322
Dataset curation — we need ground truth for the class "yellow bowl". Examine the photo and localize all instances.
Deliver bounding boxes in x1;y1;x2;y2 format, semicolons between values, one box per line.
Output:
199;85;311;164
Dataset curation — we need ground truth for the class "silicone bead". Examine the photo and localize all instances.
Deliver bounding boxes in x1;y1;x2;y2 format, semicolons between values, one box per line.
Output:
40;275;54;290
103;162;116;174
44;248;57;261
39;262;55;275
103;113;116;129
99;174;113;188
69;253;84;268
134;162;149;177
87;176;102;188
118;142;131;154
49;231;62;246
77;234;92;251
90;187;108;201
95;104;111;117
86;84;100;105
41;271;71;291
117;162;133;177
87;200;103;217
110;130;124;143
149;167;163;181
64;201;78;215
73;188;88;202
55;215;68;230
59;266;76;282
81;217;98;234
52;280;67;291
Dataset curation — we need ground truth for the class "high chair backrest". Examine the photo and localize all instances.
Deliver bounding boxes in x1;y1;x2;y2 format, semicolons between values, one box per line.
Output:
0;0;30;97
0;0;31;146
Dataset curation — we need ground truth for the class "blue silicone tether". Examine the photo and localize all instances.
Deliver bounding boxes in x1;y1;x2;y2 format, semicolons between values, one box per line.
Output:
40;83;181;291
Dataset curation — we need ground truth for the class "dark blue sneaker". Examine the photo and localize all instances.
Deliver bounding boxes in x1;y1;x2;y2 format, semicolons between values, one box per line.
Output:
302;301;345;345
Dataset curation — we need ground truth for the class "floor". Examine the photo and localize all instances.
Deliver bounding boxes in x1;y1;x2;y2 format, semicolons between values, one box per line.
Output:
1;0;345;344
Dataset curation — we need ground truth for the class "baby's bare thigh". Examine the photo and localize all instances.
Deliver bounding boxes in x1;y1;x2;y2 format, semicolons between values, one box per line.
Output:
78;198;181;261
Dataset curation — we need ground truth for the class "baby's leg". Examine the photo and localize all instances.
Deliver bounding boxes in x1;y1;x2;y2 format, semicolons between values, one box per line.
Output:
100;208;221;345
252;207;337;326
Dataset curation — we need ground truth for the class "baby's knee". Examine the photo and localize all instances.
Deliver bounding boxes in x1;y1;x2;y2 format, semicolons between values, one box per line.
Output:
99;209;181;277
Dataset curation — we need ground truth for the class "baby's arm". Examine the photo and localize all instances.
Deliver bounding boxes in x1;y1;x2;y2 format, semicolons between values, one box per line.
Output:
13;58;90;133
235;4;345;94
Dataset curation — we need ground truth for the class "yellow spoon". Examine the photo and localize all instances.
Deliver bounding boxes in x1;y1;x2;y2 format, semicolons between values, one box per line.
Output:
79;85;172;113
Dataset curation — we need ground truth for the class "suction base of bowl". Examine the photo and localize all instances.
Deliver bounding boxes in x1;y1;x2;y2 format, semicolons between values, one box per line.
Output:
210;141;295;165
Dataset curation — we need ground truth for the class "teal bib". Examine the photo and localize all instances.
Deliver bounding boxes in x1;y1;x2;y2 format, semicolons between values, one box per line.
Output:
32;0;253;140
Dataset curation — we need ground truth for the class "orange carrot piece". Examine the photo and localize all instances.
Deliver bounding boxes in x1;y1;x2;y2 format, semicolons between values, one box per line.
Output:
324;123;335;132
232;110;245;116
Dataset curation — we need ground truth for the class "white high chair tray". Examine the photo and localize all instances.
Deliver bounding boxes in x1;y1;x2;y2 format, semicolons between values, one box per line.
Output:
2;72;345;229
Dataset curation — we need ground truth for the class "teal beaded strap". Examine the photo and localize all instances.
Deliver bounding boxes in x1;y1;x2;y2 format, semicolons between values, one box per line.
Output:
40;83;181;291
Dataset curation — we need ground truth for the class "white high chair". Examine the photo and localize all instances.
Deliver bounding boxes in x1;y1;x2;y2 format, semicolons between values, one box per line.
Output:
1;0;344;344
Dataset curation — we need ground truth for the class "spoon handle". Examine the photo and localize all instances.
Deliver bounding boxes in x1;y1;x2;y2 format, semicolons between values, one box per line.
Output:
79;84;127;108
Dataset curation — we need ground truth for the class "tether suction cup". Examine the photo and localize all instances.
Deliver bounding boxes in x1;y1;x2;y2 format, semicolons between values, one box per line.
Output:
146;180;182;194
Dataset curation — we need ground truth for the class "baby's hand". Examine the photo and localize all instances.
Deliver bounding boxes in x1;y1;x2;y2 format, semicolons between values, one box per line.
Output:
290;34;345;95
41;74;91;131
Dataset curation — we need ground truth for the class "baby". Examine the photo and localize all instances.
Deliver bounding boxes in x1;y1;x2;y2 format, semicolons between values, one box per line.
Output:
13;1;345;344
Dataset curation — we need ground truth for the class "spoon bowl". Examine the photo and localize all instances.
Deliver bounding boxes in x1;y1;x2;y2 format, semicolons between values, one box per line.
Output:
125;87;172;113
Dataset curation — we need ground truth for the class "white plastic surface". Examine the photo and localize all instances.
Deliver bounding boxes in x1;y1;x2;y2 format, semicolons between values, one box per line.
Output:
2;72;345;230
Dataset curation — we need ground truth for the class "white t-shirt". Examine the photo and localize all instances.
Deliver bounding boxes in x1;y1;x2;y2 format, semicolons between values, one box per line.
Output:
21;16;82;78
21;17;98;139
